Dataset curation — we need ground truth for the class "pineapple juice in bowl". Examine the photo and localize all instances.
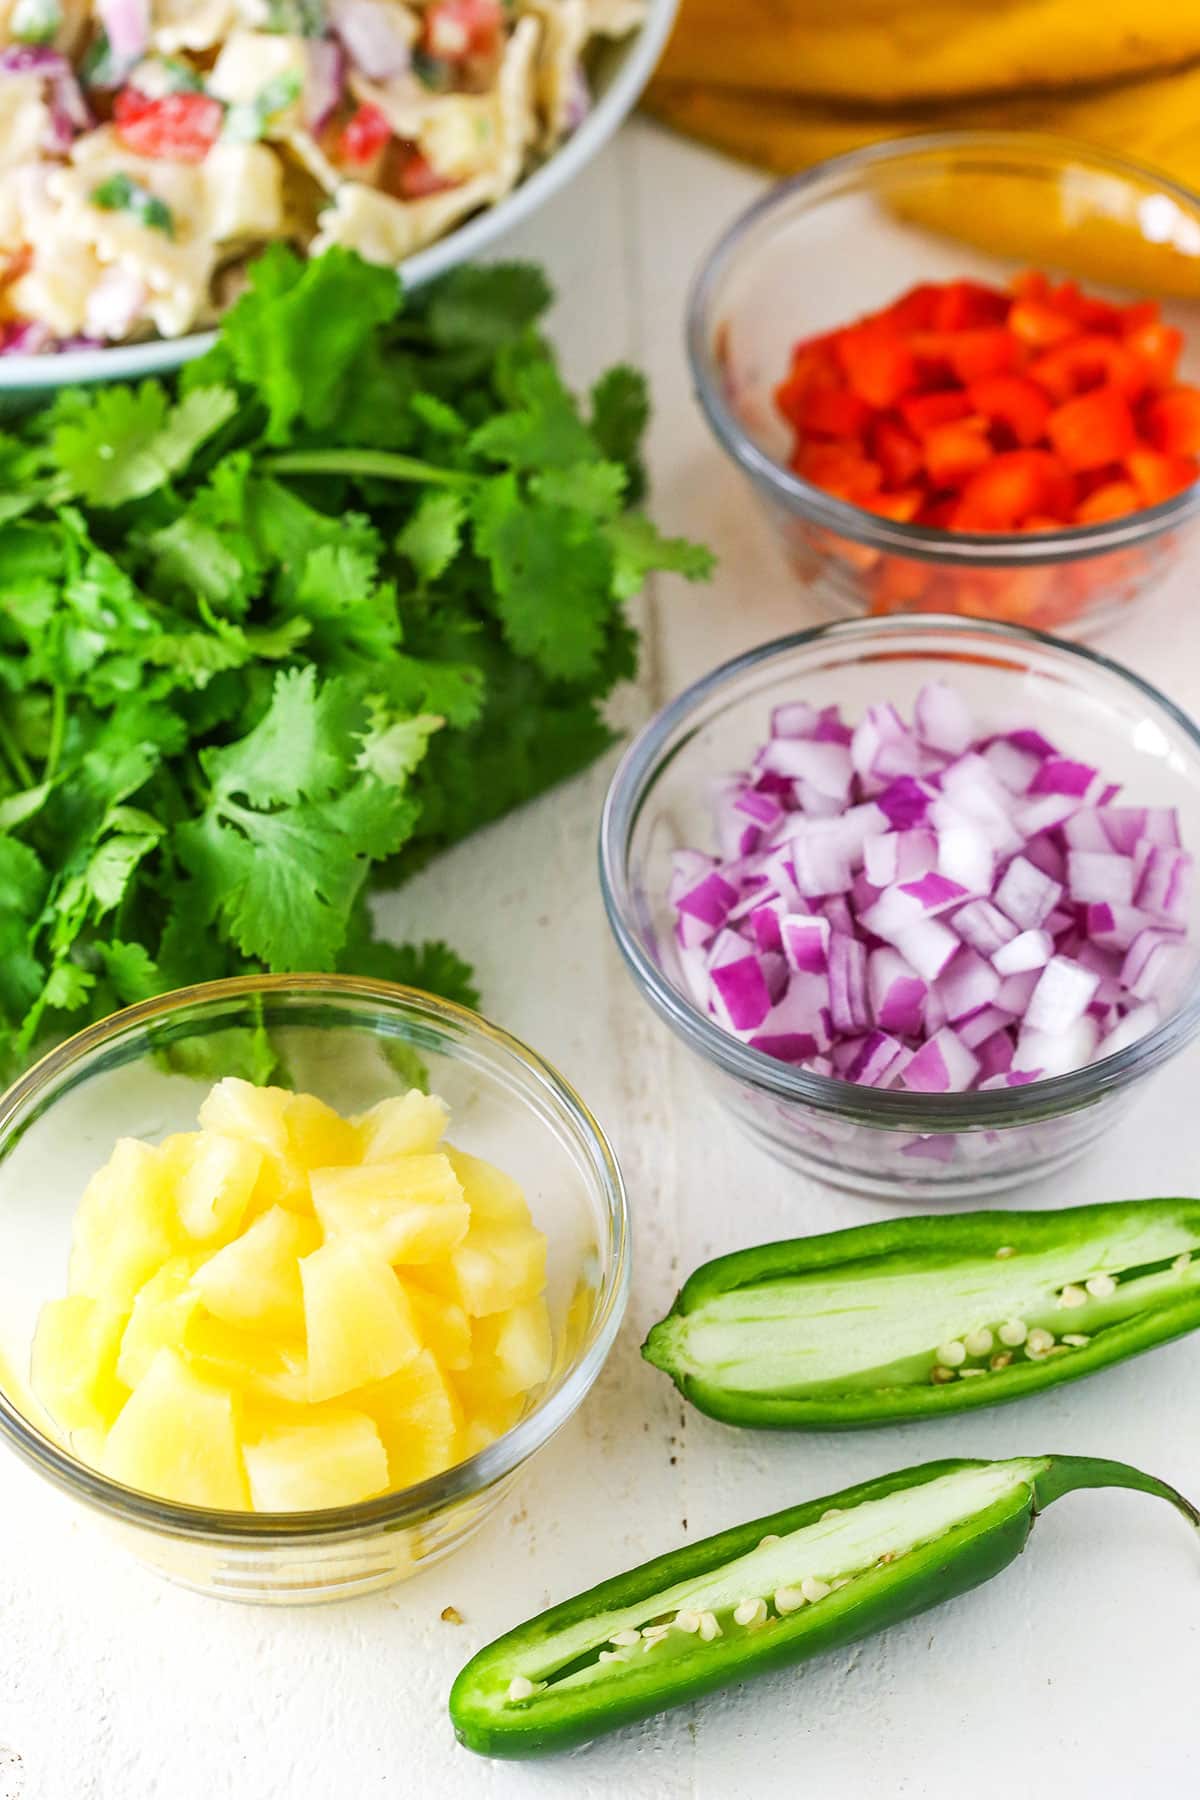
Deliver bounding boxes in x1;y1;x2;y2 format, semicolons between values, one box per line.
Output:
0;977;629;1605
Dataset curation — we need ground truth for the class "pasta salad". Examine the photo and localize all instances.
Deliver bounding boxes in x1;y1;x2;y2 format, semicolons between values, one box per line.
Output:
0;0;646;350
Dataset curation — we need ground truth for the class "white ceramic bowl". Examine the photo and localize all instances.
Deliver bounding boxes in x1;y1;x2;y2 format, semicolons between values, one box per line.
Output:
0;0;676;397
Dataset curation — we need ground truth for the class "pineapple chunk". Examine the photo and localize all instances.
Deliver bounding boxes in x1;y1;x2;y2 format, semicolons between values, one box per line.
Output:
459;1410;521;1459
402;1277;472;1370
243;1410;388;1511
169;1132;263;1244
301;1240;422;1402
103;1348;249;1509
184;1316;309;1406
190;1206;319;1331
198;1078;290;1157
450;1220;547;1317
283;1091;359;1172
68;1137;177;1306
356;1090;448;1161
309;1155;468;1265
487;1296;553;1397
31;1295;129;1432
360;1349;461;1490
445;1145;532;1226
117;1254;205;1388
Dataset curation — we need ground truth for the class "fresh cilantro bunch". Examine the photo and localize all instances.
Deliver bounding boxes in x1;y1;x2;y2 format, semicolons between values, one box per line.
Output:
0;248;712;1079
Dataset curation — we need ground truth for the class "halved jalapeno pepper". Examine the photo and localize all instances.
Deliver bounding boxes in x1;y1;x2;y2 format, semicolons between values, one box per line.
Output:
449;1453;1197;1756
643;1199;1200;1428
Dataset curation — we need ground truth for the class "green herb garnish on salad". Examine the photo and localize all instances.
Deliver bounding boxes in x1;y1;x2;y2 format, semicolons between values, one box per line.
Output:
0;247;713;1079
90;172;176;237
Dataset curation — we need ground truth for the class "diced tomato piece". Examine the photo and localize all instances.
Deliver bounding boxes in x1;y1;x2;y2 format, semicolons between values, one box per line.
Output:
794;440;882;503
773;343;840;429
870;554;932;611
1075;480;1141;525
1020;514;1071;533
947;330;1018;383
797;384;872;439
923;417;991;486
422;0;503;60
834;322;917;409
113;87;223;163
392;145;455;200
872;417;923;488
932;280;1009;331
1143;387;1200;457
1125;446;1199;507
899;390;972;437
1031;335;1145;402
340;102;392;165
1012;269;1051;305
966;373;1051;446
1048;387;1136;471
1009;299;1077;349
955;450;1075;528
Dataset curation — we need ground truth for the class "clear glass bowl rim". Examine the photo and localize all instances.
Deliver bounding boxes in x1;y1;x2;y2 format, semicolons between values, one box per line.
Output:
687;129;1200;565
0;974;631;1545
599;613;1200;1130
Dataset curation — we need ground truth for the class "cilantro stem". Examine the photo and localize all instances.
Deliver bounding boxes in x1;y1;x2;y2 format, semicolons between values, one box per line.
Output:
261;449;475;488
44;686;65;782
0;707;34;790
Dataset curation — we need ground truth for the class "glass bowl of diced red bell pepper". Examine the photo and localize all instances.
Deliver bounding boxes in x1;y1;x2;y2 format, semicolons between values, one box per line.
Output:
688;132;1200;634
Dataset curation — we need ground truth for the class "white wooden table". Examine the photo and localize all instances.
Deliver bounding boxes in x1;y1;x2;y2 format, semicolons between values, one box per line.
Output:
3;121;1199;1800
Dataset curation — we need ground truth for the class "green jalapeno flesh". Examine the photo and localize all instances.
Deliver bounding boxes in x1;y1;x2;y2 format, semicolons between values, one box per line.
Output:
449;1454;1198;1757
642;1199;1200;1428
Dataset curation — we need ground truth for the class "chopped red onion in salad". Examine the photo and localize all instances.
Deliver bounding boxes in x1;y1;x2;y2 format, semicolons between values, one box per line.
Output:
667;682;1194;1094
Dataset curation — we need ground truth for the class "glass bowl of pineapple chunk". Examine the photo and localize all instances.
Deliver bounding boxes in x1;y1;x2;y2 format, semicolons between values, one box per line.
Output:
0;976;629;1605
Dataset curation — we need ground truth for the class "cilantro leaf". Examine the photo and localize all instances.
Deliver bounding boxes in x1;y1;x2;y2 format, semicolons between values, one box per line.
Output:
205;667;368;807
396;490;466;584
605;514;717;600
424;263;552;355
53;383;238;507
472;474;615;683
590;365;650;502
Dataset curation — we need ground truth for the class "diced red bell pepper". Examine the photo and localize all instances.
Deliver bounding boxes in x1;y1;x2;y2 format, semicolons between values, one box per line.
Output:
923;417;991;486
899;390;972;437
1030;335;1146;402
423;0;503;60
966;373;1050;446
1122;319;1183;388
954;450;1075;528
931;280;1009;331
1047;387;1136;471
113;87;223;163
1125;446;1199;507
1046;279;1120;333
794;441;882;503
1075;480;1142;525
881;283;942;332
797;384;872;439
872;417;923;488
1144;387;1200;457
392;145;455;200
834;322;917;409
1008;299;1077;349
340;102;392;165
862;488;923;523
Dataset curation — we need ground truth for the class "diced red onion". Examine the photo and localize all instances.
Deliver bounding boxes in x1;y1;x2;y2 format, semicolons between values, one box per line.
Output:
305;37;346;132
665;682;1193;1093
993;929;1054;975
330;0;413;77
939;947;1001;1022
95;0;148;62
953;898;1017;957
914;681;973;756
993;855;1063;930
1067;849;1135;906
901;1027;980;1093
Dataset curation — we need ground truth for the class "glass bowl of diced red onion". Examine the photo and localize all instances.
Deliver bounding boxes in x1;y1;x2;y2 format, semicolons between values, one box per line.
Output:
599;615;1200;1198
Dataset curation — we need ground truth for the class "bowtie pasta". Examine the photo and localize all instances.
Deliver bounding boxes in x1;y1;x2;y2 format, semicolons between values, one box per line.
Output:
0;0;645;352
